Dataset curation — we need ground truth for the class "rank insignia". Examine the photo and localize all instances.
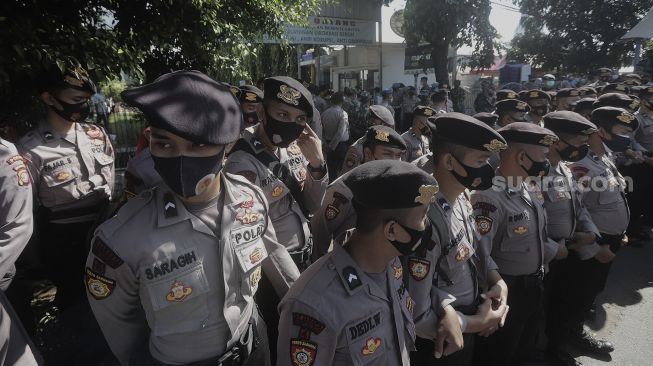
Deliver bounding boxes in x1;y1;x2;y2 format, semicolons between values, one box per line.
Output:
290;339;317;366
513;226;528;235
408;258;430;281
237;208;260;224
393;262;403;280
55;171;71;182
166;280;193;302
278;85;301;106
362;337;382;355
85;267;115;300
342;266;362;290
406;295;415;314
249;247;264;264
250;266;262;288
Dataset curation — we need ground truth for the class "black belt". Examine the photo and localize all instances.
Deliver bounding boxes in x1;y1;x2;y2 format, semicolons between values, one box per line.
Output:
501;266;545;288
39;200;108;223
289;239;313;270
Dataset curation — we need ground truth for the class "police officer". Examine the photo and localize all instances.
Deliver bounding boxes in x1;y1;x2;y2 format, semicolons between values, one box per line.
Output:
473;112;499;129
591;68;613;88
240;85;265;128
401;106;433;162
593;92;640;113
572;98;597;121
311;126;407;259
540;112;608;366
17;64;114;310
277;160;439;366
496;99;531;128
495;89;520;102
628;86;653;242
601;83;630;96
408;113;509;365
577;87;598;99
471;122;560;365
87;71;299;366
340;105;396;174
555;89;581;111
522;89;552;126
0;137;42;365
567;107;636;356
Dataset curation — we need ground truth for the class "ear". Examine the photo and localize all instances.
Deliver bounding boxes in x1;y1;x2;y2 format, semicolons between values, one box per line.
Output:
517;149;526;165
383;220;397;241
443;152;455;171
363;146;374;161
597;127;609;140
40;91;55;106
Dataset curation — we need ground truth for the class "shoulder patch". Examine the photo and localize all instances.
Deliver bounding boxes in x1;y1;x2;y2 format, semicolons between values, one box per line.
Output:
293;312;326;339
85;267;115;300
473;201;497;212
408;258;430;281
290;339;317;366
475;215;493;235
342;266;362;290
91;238;124;269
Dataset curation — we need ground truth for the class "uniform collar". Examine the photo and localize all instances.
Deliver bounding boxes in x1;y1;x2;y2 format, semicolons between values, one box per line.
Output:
331;244;388;301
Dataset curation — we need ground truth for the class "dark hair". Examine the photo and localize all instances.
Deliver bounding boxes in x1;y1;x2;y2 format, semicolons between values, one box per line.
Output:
353;201;412;233
421;76;428;81
431;92;446;104
330;92;344;105
431;135;467;162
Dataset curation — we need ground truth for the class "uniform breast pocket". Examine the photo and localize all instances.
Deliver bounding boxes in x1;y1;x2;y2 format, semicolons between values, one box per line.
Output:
346;311;388;365
145;263;211;336
597;190;621;205
94;153;114;179
545;189;570;203
501;223;531;253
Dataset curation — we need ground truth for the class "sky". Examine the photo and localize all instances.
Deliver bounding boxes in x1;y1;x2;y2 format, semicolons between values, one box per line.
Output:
381;0;523;51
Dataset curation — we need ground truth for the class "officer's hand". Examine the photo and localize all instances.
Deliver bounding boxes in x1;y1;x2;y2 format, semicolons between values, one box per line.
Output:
434;305;464;358
572;231;596;246
296;124;325;167
625;149;642;161
595;245;616;263
486;280;508;316
556;242;569;259
621;234;629;247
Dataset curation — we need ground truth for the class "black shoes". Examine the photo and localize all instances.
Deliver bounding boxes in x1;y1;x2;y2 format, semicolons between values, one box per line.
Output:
570;328;614;355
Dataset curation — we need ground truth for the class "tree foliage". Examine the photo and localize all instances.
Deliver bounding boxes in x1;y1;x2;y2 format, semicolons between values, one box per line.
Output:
509;0;653;73
403;0;500;84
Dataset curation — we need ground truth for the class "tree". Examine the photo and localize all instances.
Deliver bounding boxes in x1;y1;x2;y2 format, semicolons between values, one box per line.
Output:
0;0;322;134
509;0;653;73
403;0;500;85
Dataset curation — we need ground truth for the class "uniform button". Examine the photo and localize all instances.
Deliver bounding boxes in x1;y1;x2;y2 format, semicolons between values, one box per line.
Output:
327;263;335;270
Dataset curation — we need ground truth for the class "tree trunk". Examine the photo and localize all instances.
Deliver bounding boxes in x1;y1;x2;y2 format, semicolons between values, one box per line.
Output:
430;42;450;86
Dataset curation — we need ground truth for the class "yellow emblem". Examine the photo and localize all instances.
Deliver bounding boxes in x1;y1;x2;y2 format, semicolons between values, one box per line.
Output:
245;92;257;102
539;135;558;146
277;84;301;106
529;91;540;98
271;185;284;197
229;86;240;97
507;92;517;99
516;102;527;111
616;112;634;124
423;108;433;116
414;185;439;204
483;139;507;153
629;100;640;110
56;171;71;182
250;267;262;288
581;128;596;135
362;338;382;356
393;263;403;279
513;226;528;235
166;280;193;302
375;130;390;142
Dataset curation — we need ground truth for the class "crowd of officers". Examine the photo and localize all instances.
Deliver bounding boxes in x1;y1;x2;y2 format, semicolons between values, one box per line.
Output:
0;62;651;366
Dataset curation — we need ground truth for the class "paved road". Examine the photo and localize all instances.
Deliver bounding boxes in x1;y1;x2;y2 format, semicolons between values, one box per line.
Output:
575;241;653;366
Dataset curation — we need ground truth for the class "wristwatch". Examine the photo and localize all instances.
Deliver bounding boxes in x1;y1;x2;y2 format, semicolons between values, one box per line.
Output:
308;161;327;175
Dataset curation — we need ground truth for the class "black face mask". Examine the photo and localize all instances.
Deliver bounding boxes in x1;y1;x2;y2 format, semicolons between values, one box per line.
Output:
531;105;549;117
243;111;260;126
264;111;305;148
51;98;91;122
603;131;631;152
521;152;550;177
152;151;224;198
389;221;425;256
420;126;431;136
450;155;496;190
556;140;589;162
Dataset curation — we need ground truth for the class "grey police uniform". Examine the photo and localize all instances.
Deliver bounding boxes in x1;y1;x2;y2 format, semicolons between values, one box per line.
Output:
124;147;162;196
225;128;328;258
569;151;630;237
310;174;355;260
18;121;114;222
634;112;653;151
340;136;366;175
0;139;42;365
277;244;415;366
542;161;601;259
401;130;430;163
86;173;299;365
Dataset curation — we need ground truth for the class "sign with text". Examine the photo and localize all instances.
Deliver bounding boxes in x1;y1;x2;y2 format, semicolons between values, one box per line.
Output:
265;16;376;45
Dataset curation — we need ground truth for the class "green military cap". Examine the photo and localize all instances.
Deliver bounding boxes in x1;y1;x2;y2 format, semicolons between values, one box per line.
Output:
344;160;439;209
495;99;531;114
472;112;499;127
578;86;598;97
264;76;315;118
369;105;395;127
413;105;437;118
496;89;520;101
239;85;263;103
543;111;597;136
602;83;630;94
592;93;639;113
572;98;596;112
555;88;581;98
639;85;653;97
498;122;559;147
363;125;407;150
429;112;507;153
521;89;551;102
591;107;639;130
122;70;242;145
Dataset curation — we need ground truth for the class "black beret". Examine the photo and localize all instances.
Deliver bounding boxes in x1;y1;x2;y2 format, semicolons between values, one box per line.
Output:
578;86;597;97
473;112;499;127
240;85;263;103
625;73;642;81
40;64;96;94
602;83;630;95
228;85;241;99
543;111;597;136
263;76;314;118
522;89;551;102
495;99;531;114
430;112;507;153
623;79;641;87
593;93;639;112
572;98;596;111
363;125;407;150
598;67;612;75
518;90;529;100
496;89;520;101
121;70;242;145
498;122;559;147
413;105;437;118
556;88;581;98
344;160;439;209
369;105;395;127
591;107;639;130
639;86;653;97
